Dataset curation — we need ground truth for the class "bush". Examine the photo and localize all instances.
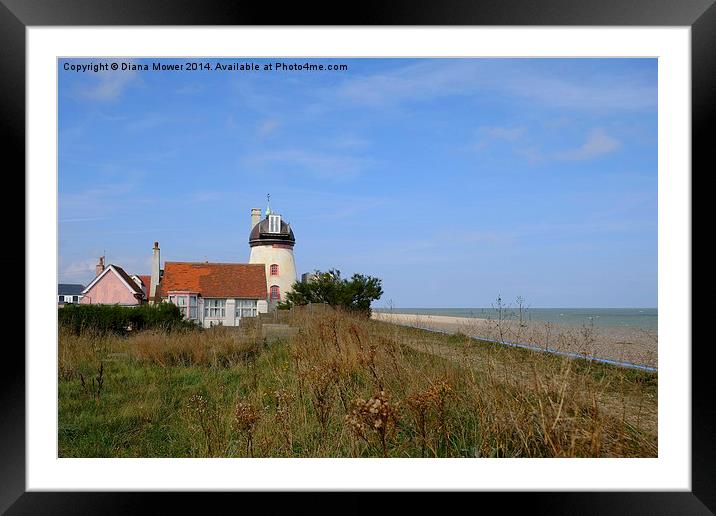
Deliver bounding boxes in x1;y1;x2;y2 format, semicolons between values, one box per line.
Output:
282;269;383;316
58;302;196;335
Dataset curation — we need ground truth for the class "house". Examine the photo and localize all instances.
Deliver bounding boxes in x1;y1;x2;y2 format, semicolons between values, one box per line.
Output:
58;283;84;305
131;274;152;298
301;272;318;284
148;201;298;325
80;262;146;306
73;200;300;327
153;261;268;328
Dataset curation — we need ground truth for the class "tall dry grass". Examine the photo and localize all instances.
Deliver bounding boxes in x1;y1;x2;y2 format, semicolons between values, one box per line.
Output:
58;308;657;458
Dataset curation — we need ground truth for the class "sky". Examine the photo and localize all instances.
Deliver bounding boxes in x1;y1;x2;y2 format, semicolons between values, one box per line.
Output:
58;58;657;308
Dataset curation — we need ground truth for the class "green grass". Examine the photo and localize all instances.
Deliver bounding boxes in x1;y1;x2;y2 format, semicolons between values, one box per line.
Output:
58;310;657;458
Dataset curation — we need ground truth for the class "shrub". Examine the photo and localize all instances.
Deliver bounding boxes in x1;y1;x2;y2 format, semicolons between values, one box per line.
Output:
58;302;195;335
282;269;383;316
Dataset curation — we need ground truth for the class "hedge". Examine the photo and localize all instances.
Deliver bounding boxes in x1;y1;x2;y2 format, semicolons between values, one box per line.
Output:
58;302;197;335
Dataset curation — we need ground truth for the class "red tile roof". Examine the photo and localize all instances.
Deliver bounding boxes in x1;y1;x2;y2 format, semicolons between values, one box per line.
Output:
155;262;267;300
137;275;151;288
133;274;151;298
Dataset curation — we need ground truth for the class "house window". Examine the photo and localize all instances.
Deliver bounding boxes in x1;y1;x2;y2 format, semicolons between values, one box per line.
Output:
270;285;280;301
73;295;79;303
204;299;226;318
58;295;63;303
169;294;199;320
235;299;258;318
268;214;281;233
189;295;197;319
176;295;187;318
270;264;279;276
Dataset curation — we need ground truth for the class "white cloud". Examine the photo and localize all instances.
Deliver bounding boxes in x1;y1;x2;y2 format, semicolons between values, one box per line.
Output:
125;113;171;132
303;197;387;221
329;135;371;149
482;126;526;141
188;190;226;204
60;254;154;284
515;146;544;164
176;83;203;95
244;149;376;181
509;74;656;112
59;181;137;220
558;128;621;161
257;119;280;139
472;125;527;151
78;66;139;102
334;60;474;106
59;217;108;223
453;230;518;247
60;259;98;281
332;60;656;113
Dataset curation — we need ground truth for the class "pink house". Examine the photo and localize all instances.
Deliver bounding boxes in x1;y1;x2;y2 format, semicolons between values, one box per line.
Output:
80;261;146;306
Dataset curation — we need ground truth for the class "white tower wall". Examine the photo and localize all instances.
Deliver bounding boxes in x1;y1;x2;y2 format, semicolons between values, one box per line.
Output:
249;245;297;307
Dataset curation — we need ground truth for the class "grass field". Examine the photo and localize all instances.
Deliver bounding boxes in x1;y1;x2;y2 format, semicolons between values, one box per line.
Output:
58;309;657;458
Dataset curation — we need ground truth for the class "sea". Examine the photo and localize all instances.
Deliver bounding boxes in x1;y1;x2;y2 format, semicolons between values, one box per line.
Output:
372;307;658;331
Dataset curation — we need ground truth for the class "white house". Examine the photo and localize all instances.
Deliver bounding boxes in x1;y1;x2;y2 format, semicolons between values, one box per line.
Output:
153;260;269;328
58;283;85;305
145;200;299;326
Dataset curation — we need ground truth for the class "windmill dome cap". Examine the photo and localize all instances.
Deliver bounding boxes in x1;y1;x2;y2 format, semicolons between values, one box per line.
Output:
249;216;296;246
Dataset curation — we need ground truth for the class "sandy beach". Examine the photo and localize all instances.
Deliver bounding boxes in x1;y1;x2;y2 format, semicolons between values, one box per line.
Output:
371;312;658;369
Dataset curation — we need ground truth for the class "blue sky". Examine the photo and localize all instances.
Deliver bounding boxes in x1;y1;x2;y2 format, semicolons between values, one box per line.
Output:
58;58;657;308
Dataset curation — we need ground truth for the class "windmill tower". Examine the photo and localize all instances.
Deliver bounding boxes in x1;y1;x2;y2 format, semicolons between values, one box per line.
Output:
248;195;297;310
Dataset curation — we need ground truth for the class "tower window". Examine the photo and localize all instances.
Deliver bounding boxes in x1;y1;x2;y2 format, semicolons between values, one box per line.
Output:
268;214;281;233
270;285;281;300
270;264;279;276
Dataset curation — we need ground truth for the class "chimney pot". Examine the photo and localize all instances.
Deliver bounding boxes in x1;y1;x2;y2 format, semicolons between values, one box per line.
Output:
95;256;105;277
150;241;161;302
251;208;262;230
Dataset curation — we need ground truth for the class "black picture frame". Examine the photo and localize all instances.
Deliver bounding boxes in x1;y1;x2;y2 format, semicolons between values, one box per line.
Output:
4;1;708;513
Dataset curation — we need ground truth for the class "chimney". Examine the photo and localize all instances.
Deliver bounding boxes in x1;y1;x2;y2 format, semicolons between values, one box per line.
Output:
150;241;160;302
95;256;105;277
251;208;262;229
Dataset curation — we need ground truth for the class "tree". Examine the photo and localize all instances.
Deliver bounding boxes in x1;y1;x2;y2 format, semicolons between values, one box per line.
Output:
343;273;383;314
279;269;383;316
